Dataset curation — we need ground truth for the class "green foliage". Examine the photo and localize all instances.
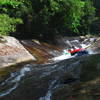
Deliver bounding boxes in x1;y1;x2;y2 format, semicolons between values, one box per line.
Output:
64;0;85;33
31;0;88;34
0;0;32;17
80;0;97;34
0;0;21;7
0;0;97;36
0;14;23;36
0;0;31;36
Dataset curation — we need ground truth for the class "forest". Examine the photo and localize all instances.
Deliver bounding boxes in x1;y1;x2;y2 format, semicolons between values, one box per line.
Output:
0;0;100;39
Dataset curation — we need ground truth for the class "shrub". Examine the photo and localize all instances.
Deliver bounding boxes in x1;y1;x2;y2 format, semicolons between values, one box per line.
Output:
0;14;23;36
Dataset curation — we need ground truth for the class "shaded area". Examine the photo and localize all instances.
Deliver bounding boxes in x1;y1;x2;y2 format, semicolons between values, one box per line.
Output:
0;54;100;100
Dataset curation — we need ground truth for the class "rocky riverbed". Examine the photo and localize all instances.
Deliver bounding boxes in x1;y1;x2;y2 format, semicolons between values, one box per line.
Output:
0;54;100;100
0;36;100;100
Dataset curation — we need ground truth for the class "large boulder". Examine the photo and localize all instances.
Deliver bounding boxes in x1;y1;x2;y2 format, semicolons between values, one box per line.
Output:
0;36;36;68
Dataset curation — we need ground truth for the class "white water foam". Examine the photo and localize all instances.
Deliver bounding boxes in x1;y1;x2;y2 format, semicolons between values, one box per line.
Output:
0;83;18;97
51;54;73;61
81;43;91;49
39;91;51;100
50;42;94;62
39;79;58;100
0;65;31;97
81;43;95;54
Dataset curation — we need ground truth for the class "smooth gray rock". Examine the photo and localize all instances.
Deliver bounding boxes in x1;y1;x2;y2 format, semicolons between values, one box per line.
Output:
0;36;36;68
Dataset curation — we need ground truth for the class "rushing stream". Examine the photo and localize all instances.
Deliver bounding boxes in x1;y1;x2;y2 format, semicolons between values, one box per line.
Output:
0;37;100;100
0;65;31;97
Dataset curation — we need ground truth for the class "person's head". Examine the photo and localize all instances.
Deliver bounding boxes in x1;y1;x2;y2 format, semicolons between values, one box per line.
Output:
72;46;75;49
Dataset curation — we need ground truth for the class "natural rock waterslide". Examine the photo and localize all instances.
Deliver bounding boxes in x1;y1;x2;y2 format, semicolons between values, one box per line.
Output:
21;35;100;62
0;54;100;100
0;36;100;100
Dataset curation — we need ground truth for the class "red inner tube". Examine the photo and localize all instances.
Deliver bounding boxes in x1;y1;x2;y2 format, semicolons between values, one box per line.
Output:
69;48;83;54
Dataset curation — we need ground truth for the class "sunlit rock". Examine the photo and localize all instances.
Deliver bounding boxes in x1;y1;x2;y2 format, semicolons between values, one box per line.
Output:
0;36;36;68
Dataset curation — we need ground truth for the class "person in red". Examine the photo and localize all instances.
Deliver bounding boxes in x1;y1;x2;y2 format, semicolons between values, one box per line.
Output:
68;46;83;55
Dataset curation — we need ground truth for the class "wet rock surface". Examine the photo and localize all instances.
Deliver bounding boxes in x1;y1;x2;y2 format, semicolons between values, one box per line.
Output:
0;54;100;100
0;36;100;100
87;37;100;53
0;36;36;68
21;40;62;63
52;54;100;100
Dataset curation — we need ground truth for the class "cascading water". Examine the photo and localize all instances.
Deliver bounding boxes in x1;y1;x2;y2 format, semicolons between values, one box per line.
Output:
0;64;31;97
0;37;99;100
51;38;96;61
38;61;81;100
39;79;59;100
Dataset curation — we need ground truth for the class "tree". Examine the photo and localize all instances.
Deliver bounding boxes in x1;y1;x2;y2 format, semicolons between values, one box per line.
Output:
80;0;97;35
28;0;86;39
0;0;97;37
0;0;31;36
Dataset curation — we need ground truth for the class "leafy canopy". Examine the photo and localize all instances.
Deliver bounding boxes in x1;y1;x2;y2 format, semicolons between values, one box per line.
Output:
31;0;86;33
0;0;30;36
0;0;96;36
0;14;23;36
